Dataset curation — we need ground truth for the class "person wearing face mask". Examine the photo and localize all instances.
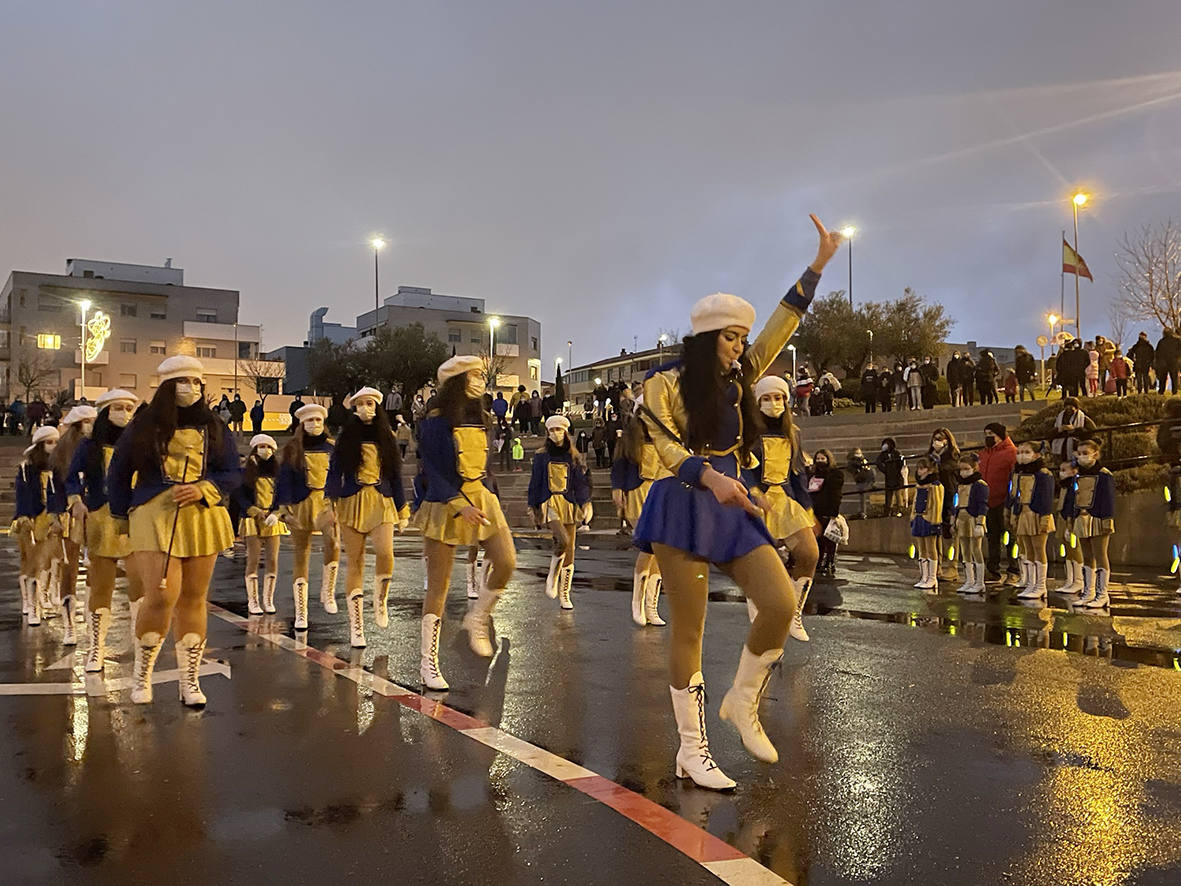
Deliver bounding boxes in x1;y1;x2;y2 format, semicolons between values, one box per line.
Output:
946;352;964;407
979;422;1018;583
414;356;516;688
952;454;990;594
529;414;591;611
744;376;817;641
976;351;1000;405
1008;440;1055;600
632;214;838;791
234;435;289;617
808;448;845;579
927;428;961;579
905;359;922;410
13;425;63;626
107;356;242;707
860;363;878;413
612;396;672;627
64;390;144;672
876;364;894;412
277;403;340;625
920;356;938;410
1054;457;1085;595
1049;396;1096;464
910;456;945;590
325;386;408;649
876;437;905;516
1070;439;1116;608
47;404;98;646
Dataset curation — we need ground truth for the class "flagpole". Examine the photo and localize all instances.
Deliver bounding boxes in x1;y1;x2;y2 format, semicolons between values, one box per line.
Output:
1073;203;1082;340
1060;229;1066;330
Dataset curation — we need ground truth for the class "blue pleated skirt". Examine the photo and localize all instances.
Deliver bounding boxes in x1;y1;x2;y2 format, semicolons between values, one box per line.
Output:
634;477;774;563
910;516;942;538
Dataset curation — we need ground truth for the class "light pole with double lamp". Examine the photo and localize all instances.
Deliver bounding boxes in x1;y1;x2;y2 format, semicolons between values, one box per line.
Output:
78;298;92;398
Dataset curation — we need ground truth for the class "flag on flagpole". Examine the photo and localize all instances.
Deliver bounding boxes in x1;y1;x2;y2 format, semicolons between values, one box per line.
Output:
1062;239;1093;281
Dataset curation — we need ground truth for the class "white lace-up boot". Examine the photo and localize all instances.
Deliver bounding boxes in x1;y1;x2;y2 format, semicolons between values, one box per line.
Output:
719;646;783;763
466;559;480;600
130;631;164;704
789;577;812;642
957;562;976;594
463;586;501;657
1077;566;1096;605
347;591;366;648
631;570;649;626
670;672;735;791
1060;559;1084;595
558;564;575;610
1085;567;1111;608
19;575;31;615
292;578;309;630
373;574;392;628
84;607;111;672
420;613;449;690
644;574;666;626
245;574;263;615
544;555;561;599
261;573;277;614
175;632;207;707
321;560;339;613
60;595;77;645
970;561;987;593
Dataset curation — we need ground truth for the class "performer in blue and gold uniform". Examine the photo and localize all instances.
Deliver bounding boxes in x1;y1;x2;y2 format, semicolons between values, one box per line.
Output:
277;403;339;627
108;356;241;707
910;457;945;591
1009;440;1055;601
745;375;818;641
414;355;516;689
235;434;289;617
13;425;63;627
48;404;97;646
66;390;142;672
325;386;408;648
611;398;671;627
529;414;591;611
633;214;840;791
1071;438;1116;609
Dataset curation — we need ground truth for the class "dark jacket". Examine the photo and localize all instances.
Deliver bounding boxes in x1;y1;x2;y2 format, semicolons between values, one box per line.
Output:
808;466;845;519
1129;337;1155;373
1056;345;1089;383
1156;332;1181;372
876;447;905;487
1015;350;1036;384
860;368;878;399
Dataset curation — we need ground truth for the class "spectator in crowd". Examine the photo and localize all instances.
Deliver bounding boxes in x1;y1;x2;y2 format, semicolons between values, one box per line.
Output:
1095;335;1116;388
947;352;965;406
591;419;607;468
492;391;509;422
1156;327;1181;394
27;396;46;433
216;394;232;424
861;363;879;413
575;428;590;457
411;392;428;428
1003;368;1018;403
513;388;532;435
979;422;1018;582
876;437;906;516
395;415;412;458
288;394;304;431
959;353;976;405
846;447;874;518
530;390;543;435
8;398;25;435
605;413;621;462
230;393;247;436
904;359;923;410
818;369;841;395
250;399;264;435
496;417;513;473
48;400;62;425
809;449;845;577
976;351;999;404
1014;345;1037;401
876;364;894;412
591;381;609;418
815;373;837;416
919;356;939;410
1085;341;1100;396
1056;339;1088;398
1129;331;1155;394
384;386;403;418
794;368;815;415
327;396;349;436
1109;349;1130;397
893;361;908;411
1050;396;1096;463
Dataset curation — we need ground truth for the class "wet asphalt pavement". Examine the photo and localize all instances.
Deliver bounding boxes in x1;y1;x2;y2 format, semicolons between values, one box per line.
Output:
3;534;1181;885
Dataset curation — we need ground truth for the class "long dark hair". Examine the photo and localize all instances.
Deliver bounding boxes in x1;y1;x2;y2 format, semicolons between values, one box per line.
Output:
25;441;53;473
243;446;277;489
127;379;224;474
282;423;333;472
434;375;487;428
542;425;584;468
51;423;87;475
334;403;401;482
679;330;760;457
620;411;650;464
85;408;126;481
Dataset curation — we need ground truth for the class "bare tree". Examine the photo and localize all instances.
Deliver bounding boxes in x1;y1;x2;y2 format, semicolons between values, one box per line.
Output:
1115;219;1181;331
1107;299;1129;349
480;346;509;388
16;350;56;401
238;358;285;405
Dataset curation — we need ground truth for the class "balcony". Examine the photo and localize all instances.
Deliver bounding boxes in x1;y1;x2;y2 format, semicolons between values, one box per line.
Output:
182;321;260;342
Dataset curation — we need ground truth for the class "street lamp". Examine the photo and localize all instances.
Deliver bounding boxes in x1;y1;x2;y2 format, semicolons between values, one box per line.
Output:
1041;313;1060;390
1070;193;1087;339
370;237;386;316
787;343;797;379
487;316;501;387
658;332;668;357
867;329;874;364
841;226;857;307
77;298;92;399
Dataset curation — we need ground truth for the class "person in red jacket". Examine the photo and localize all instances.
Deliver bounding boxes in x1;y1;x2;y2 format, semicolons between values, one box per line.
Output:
978;422;1018;583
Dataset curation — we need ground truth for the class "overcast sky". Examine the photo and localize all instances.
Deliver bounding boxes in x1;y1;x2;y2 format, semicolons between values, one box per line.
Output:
3;0;1180;371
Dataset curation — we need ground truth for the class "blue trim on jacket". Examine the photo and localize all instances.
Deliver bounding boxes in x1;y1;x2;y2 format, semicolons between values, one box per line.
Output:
416;416;486;506
955;478;989;518
1008;466;1054;516
324;440;407;511
64;439;109;511
1075;467;1115;519
275;436;334;507
528;450;591;508
14;463;64;518
232;462;279;513
611;456;641;493
1058;477;1078;519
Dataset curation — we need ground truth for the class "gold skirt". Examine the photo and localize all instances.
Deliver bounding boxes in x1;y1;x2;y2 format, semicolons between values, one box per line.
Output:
761;485;815;541
129;490;234;557
240;515;290;538
542;495;578;526
1015;510;1054;536
335;487;396;534
954;510;982;540
415;481;509;546
32;512;60;544
1074;514;1115;538
285;490;328;533
623;480;653;527
87;504;132;560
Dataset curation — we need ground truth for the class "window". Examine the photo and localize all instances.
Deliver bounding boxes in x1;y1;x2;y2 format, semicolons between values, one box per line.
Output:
530;365;539;380
82;270;94;278
499;324;518;345
238;341;254;359
470;334;481;344
196;308;217;323
120;339;137;354
532;337;538;351
150;307;166;320
448;330;461;343
36;333;61;349
150;340;166;355
38;295;61;312
121;303;138;317
197;346;216;358
119;373;137;388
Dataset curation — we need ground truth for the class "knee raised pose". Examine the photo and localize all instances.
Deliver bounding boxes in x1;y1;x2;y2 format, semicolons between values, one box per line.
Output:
632;213;840;790
108;356;242;707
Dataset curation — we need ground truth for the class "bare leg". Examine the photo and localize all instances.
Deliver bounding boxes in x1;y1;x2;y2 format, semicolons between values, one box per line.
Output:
480;527;517;589
371;522;394;577
263;535;280;575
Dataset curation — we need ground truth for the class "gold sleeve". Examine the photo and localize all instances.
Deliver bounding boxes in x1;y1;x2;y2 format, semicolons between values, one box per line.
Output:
642;370;697;479
747;301;806;380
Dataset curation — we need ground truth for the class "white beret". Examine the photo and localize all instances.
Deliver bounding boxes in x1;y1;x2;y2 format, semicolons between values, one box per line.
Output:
754;376;792;401
295;403;328;422
250;434;278;450
344;386;382;408
61;405;98;425
545;414;570;432
157;355;205;383
32;425;60;446
95;389;138;409
437;355;484;385
690;292;756;336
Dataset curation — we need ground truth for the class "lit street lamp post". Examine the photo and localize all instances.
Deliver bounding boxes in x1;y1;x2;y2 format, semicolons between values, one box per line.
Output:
370;237;386;316
1071;193;1087;340
841;226;857;306
787;343;797;379
488;317;501;388
78;298;92;399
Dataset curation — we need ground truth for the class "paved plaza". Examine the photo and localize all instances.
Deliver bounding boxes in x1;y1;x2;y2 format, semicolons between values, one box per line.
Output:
3;535;1181;885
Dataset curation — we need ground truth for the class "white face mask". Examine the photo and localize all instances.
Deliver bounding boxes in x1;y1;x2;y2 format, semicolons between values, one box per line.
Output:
79;419;94;438
108;403;135;428
466;372;486;399
760;400;785;419
1016;452;1034;465
1077;454;1096;468
932;440;946;452
174;380;202;407
255;445;275;461
354;399;377;422
960;469;974;478
548;429;566;445
302;416;324;435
